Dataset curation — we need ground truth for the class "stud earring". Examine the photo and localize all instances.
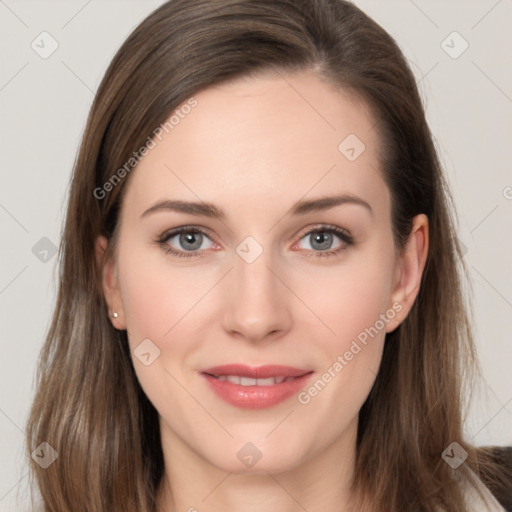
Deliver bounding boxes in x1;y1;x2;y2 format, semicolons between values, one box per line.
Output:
112;312;119;319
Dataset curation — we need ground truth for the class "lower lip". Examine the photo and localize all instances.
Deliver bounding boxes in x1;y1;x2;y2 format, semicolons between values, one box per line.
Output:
201;372;313;409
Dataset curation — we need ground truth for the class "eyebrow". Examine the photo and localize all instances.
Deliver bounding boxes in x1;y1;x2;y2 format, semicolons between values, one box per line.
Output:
141;194;373;219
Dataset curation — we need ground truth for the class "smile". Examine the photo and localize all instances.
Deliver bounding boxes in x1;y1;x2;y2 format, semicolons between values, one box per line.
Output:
200;364;314;409
209;375;297;386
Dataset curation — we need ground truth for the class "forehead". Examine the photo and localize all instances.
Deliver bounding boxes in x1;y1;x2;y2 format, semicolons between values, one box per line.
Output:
121;69;387;220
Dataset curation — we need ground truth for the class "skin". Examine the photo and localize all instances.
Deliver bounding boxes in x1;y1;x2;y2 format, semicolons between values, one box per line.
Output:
97;68;428;512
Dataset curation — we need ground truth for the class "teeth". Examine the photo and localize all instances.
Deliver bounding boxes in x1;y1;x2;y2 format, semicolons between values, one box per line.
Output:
257;377;278;386
215;375;293;386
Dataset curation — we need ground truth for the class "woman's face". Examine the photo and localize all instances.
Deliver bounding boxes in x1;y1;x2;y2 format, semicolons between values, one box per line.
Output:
100;69;426;475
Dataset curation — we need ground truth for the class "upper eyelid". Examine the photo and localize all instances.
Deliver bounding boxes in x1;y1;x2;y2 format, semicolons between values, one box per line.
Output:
159;226;215;242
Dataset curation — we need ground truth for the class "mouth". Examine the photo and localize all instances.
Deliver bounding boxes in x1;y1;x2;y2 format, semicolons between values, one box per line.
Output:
207;375;297;385
200;364;314;409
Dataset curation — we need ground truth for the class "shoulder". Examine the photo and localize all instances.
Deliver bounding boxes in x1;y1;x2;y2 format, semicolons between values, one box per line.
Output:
470;446;512;512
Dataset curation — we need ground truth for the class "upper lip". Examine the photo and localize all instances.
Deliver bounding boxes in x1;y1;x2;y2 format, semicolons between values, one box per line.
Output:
201;364;312;379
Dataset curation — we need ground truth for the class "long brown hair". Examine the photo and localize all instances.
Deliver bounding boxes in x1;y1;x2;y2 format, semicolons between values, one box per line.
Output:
26;1;507;510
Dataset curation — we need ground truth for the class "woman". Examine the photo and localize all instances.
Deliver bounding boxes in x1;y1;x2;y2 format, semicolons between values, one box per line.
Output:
26;1;511;510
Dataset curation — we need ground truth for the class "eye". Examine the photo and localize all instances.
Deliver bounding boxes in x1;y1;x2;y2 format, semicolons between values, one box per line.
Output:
157;224;353;259
157;227;217;258
293;224;353;258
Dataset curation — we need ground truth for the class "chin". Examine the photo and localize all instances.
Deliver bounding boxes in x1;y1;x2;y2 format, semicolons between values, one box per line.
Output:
202;435;311;475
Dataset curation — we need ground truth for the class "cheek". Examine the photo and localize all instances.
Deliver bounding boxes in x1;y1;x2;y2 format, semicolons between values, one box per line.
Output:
115;243;224;404
316;249;396;349
117;245;204;348
115;249;207;412
295;264;393;435
300;244;396;403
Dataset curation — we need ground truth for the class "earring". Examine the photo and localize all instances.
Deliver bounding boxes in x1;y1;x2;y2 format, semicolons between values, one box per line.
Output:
112;312;119;319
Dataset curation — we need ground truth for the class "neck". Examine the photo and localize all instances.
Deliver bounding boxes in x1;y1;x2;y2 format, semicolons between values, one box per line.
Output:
156;417;362;512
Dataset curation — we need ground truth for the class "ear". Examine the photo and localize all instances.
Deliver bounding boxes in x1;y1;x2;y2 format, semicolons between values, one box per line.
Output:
95;235;126;330
386;214;429;333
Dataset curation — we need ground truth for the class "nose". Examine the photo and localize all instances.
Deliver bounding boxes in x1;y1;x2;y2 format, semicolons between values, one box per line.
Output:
222;243;292;344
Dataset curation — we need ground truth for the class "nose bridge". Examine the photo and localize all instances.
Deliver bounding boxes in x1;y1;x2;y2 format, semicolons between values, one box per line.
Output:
222;235;290;341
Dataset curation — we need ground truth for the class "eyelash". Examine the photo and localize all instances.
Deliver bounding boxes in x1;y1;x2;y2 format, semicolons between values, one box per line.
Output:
156;224;354;259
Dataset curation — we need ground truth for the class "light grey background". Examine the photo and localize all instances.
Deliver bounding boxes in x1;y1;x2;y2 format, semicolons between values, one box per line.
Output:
1;1;511;510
